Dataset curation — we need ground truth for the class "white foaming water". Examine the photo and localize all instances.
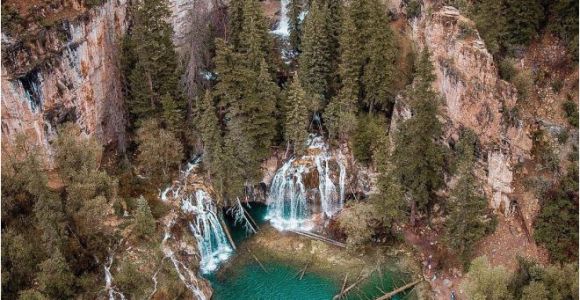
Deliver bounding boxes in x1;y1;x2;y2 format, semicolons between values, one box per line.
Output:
266;135;347;231
181;190;233;273
272;0;290;36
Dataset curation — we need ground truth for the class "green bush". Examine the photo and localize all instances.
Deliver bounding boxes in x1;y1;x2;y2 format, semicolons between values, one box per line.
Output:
406;0;421;19
512;69;534;102
562;98;579;127
499;58;517;82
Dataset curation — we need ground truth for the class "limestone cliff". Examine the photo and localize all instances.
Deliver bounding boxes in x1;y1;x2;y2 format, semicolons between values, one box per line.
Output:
404;5;532;214
1;0;129;162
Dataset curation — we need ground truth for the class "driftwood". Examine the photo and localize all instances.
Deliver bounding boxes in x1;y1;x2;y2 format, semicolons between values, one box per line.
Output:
374;279;422;300
340;274;349;294
243;208;260;231
288;230;346;248
218;213;237;250
333;271;374;300
248;250;268;273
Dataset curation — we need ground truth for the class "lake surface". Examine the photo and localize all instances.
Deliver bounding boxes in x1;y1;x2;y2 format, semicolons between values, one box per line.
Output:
211;202;414;300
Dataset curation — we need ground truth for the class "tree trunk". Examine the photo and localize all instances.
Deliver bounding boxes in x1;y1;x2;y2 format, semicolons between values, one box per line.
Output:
410;200;417;227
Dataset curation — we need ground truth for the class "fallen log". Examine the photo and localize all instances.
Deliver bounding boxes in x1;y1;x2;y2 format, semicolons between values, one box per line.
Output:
299;260;311;280
340;274;349;294
374;279;422;300
289;230;346;248
244;208;260;231
218;213;237;250
333;271;374;300
248;250;268;273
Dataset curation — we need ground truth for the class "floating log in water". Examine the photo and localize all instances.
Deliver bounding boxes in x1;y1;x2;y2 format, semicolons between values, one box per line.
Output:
374;279;422;300
243;208;260;231
248;250;268;273
218;213;237;250
288;230;346;248
340;274;349;294
333;271;374;300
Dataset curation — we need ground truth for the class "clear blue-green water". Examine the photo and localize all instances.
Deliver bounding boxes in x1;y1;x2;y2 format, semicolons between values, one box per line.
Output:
212;202;413;300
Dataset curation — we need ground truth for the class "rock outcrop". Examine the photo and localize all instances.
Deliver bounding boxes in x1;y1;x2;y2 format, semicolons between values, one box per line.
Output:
407;5;532;214
1;0;129;163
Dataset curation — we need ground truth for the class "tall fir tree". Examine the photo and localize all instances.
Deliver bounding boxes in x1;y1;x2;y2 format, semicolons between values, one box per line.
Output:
128;0;184;129
285;75;310;155
134;196;156;238
392;48;445;225
298;0;331;111
362;0;396;113
288;0;303;53
371;132;404;229
199;89;222;177
445;129;494;266
227;0;246;50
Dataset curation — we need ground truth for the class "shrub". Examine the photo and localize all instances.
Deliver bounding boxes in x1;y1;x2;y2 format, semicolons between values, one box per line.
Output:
562;98;579;127
499;58;517;82
512;69;534;102
406;0;421;19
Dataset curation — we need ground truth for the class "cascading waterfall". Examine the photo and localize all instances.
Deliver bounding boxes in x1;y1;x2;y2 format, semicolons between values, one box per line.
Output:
272;0;289;36
181;190;233;273
266;135;347;231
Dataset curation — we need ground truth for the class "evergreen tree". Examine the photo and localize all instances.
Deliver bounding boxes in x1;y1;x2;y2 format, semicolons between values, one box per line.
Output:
371;133;404;228
249;59;278;160
445;129;494;266
227;0;245;49
462;256;512;300
392;49;445;225
134;196;156;238
288;0;303;53
504;0;544;48
285;75;310;155
136;119;184;183
323;0;342;97
199;89;222;176
128;0;184;128
362;0;396;113
37;250;75;299
161;93;184;134
298;0;331;111
472;0;507;55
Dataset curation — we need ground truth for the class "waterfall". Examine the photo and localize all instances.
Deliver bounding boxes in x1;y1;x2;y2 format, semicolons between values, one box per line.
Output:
103;254;126;300
266;135;347;231
161;225;208;300
181;190;233;273
272;0;290;36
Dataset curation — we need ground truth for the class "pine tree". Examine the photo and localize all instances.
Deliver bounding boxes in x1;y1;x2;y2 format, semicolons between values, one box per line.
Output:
128;0;184;128
136;119;184;183
445;129;494;266
504;0;543;48
227;0;245;49
472;0;507;55
371;133;404;228
239;0;272;68
134;196;156;238
362;0;396;113
161;93;184;134
392;48;445;225
199;89;222;176
298;0;331;111
37;250;75;299
249;59;278;160
323;0;342;97
285;75;310;155
324;7;361;142
288;0;303;53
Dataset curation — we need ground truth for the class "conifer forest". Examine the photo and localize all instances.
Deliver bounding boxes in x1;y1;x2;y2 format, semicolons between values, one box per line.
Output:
1;0;579;299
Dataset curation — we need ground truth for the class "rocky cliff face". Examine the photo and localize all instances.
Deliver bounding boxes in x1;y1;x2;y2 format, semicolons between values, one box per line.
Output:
407;5;533;214
1;0;130;163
